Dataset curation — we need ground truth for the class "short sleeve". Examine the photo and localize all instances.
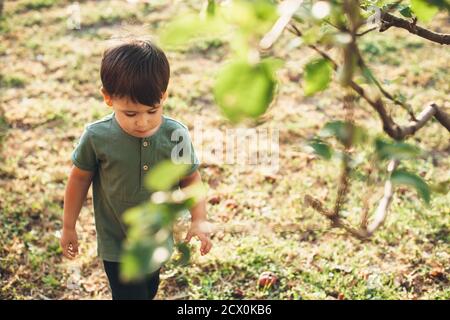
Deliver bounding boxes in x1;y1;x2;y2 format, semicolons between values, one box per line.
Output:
71;128;98;172
170;127;200;176
186;136;200;176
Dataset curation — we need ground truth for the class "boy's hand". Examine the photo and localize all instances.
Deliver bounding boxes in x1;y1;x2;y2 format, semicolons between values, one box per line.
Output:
184;220;213;256
60;228;79;259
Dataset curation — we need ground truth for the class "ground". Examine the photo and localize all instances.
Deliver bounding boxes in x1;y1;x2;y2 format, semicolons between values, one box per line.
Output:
0;0;449;300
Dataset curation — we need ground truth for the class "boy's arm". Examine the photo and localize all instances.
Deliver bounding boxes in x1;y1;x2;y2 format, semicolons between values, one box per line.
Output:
179;170;207;222
60;165;94;259
179;170;213;256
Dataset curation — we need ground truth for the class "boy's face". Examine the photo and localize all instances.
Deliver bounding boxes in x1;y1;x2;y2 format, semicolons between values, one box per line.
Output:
101;88;168;138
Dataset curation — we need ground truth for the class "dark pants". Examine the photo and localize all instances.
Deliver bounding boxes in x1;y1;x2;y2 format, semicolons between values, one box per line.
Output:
103;260;160;300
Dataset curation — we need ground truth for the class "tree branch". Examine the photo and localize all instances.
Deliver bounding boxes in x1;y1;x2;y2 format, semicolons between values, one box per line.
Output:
380;11;450;45
287;23;450;140
304;194;369;238
434;106;450;131
365;159;399;235
354;50;417;121
349;82;449;140
287;14;450;239
305;159;400;239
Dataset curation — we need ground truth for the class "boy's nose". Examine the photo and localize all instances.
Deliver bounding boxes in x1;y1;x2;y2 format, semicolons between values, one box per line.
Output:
136;118;147;128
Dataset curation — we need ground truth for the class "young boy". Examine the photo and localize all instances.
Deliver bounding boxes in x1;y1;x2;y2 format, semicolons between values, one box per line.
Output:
60;39;212;300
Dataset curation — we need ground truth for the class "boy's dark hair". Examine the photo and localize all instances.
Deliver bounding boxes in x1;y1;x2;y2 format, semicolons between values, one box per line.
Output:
100;39;170;107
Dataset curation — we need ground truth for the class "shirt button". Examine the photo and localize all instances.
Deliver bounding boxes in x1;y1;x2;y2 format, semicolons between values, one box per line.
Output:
143;165;149;171
143;141;148;147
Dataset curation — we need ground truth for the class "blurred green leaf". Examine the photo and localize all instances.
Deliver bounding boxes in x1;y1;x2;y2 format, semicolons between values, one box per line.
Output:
308;138;333;160
121;248;145;282
375;138;422;160
121;238;173;281
122;174;202;281
172;182;208;206
361;66;376;84
300;26;323;45
429;180;449;194
207;0;216;16
320;121;348;141
222;0;278;35
214;58;281;122
319;121;367;145
123;204;156;232
328;3;347;30
391;169;431;204
304;58;332;96
160;12;229;48
411;0;439;22
145;161;190;191
352;124;369;145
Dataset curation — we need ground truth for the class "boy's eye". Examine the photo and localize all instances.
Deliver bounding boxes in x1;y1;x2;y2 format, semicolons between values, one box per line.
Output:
123;109;158;117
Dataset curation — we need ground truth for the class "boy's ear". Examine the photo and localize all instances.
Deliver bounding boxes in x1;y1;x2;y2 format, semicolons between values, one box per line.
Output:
100;87;113;107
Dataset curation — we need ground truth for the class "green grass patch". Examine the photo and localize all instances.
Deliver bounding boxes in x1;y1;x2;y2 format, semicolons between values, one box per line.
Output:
17;0;61;12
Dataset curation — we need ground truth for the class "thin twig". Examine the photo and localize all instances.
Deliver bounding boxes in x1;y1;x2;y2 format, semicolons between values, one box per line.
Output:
356;27;377;37
365;159;399;235
354;50;418;121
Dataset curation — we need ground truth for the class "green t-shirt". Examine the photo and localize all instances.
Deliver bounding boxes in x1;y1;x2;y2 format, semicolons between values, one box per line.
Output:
71;112;199;262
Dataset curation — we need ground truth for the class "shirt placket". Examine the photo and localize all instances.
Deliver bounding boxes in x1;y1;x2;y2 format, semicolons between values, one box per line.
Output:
140;138;151;191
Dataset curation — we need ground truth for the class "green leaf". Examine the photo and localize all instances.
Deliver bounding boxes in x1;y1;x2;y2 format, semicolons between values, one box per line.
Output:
375;138;422;160
398;5;413;18
361;66;376;84
222;0;278;35
121;239;173;281
319;121;367;146
160;12;228;48
207;0;216;16
429;180;449;194
120;252;142;282
300;26;322;45
391;169;431;204
303;58;332;96
352;125;368;145
320;121;348;142
411;0;439;22
422;0;450;11
214;59;280;122
121;240;155;281
122;204;154;229
308;138;333;160
145;161;190;191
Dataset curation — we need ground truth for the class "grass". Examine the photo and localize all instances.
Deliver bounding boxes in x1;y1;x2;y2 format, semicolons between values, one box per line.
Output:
0;0;449;300
12;0;61;13
0;74;27;88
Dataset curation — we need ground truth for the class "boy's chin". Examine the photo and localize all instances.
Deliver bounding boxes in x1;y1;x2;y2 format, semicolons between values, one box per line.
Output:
132;130;151;137
133;126;159;137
